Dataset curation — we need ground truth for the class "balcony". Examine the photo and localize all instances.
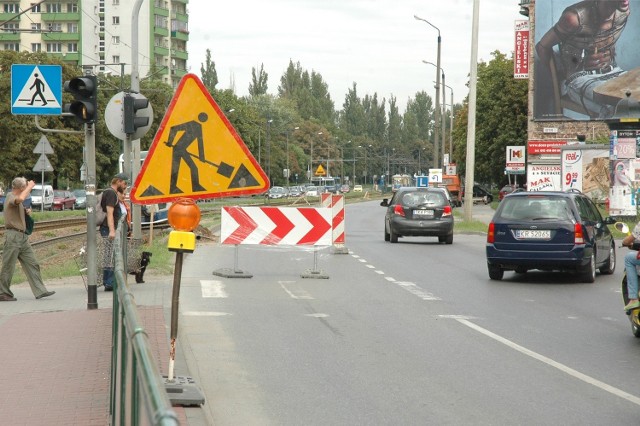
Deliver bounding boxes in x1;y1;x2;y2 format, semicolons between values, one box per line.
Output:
170;29;188;41
0;32;21;41
41;12;81;21
43;32;80;41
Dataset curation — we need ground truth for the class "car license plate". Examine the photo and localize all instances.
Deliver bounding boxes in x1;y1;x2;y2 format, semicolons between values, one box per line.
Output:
414;209;434;217
515;229;550;239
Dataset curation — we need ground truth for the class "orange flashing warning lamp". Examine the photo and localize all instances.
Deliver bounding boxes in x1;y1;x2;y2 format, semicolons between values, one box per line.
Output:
167;198;201;252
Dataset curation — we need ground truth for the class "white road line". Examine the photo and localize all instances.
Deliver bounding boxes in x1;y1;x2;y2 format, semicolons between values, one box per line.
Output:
280;281;314;300
385;276;396;282
396;282;441;301
457;318;640;407
305;313;329;318
201;280;228;298
366;264;375;269
183;311;232;317
358;258;367;263
375;270;385;275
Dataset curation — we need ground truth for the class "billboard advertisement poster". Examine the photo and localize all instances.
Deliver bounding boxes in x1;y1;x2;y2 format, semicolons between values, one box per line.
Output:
561;148;609;201
527;164;561;191
609;159;637;216
533;0;640;121
514;20;529;79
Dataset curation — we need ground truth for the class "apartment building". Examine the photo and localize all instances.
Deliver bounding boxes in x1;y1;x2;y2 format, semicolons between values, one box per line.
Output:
0;0;189;87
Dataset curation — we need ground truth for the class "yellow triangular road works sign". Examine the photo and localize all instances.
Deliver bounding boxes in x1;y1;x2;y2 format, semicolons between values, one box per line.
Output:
131;74;269;204
315;164;326;176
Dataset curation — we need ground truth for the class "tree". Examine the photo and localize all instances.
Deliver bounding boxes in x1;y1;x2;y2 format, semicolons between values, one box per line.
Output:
455;51;528;186
200;49;218;92
248;63;268;97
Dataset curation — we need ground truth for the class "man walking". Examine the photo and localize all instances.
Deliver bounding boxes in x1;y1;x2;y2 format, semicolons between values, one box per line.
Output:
0;177;55;301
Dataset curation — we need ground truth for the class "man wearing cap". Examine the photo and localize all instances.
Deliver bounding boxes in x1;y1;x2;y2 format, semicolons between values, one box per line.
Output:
0;177;55;301
99;173;128;291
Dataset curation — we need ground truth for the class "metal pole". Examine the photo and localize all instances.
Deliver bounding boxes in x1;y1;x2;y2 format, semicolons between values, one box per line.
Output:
286;131;289;187
86;123;98;309
168;251;184;381
130;0;144;241
464;0;480;221
441;72;446;164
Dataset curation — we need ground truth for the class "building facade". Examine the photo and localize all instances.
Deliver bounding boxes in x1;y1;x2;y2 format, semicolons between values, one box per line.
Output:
0;0;188;87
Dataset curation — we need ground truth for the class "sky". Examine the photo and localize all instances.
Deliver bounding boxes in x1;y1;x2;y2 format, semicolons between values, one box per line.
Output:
186;0;525;112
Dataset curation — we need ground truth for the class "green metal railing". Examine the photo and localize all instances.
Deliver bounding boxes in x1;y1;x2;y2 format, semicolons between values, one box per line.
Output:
109;217;179;425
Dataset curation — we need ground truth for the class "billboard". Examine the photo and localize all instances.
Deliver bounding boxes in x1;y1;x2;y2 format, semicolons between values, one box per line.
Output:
533;0;640;121
514;20;529;79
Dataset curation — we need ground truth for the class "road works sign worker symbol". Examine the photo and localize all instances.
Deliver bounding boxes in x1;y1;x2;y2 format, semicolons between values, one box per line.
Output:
131;74;269;204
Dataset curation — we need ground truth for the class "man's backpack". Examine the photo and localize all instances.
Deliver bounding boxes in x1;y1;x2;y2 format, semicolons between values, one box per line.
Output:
95;191;106;227
95;188;115;227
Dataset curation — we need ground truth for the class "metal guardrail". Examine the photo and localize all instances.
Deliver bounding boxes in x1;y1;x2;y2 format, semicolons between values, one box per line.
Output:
110;217;179;425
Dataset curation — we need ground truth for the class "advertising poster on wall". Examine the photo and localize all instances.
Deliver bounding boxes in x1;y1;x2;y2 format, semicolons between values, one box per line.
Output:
527;164;562;191
533;0;640;121
561;147;609;201
609;159;637;216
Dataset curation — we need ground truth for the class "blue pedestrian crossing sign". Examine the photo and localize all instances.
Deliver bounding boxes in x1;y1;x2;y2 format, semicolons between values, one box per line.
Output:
11;64;62;115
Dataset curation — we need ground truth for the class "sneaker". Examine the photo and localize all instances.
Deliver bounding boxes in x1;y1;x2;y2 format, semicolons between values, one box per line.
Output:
624;300;640;311
104;286;113;292
0;294;17;301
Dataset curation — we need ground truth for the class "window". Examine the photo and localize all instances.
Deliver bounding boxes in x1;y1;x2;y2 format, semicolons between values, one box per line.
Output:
46;3;63;13
30;3;41;13
112;55;120;63
112;16;119;25
67;3;78;12
4;43;19;51
48;23;62;32
112;36;120;44
112;0;119;4
67;23;78;33
67;43;78;52
3;23;19;31
31;23;41;31
4;3;19;13
46;43;62;53
31;43;42;52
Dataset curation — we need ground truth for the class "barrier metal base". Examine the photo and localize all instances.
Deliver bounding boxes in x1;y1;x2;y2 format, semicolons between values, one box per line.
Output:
212;268;253;278
332;246;349;255
163;375;205;406
301;269;329;279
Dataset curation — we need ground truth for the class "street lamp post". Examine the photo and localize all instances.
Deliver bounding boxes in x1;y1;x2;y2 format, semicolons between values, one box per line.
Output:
444;83;454;162
286;126;299;187
311;131;322;182
422;59;446;167
415;14;442;169
266;119;273;184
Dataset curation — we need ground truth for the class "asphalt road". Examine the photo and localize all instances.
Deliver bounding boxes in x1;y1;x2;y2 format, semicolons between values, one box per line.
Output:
144;200;640;425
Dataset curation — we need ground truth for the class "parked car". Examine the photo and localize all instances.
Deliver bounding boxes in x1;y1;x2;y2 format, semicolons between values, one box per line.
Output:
499;184;520;200
340;184;350;193
31;184;54;210
73;189;87;209
381;187;454;244
288;186;303;197
486;190;616;283
305;186;320;197
52;190;77;211
266;186;288;199
353;185;363;192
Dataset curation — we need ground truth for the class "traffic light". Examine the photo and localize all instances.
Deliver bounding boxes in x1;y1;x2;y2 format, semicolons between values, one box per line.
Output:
123;93;150;135
63;75;97;124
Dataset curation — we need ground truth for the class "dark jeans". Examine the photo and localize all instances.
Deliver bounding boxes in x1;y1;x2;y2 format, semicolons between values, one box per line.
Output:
99;226;114;289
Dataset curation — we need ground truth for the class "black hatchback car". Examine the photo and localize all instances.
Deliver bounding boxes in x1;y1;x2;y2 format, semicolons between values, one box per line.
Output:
486;190;616;283
381;187;454;244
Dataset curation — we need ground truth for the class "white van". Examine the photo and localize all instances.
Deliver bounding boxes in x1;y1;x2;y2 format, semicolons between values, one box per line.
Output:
31;184;54;210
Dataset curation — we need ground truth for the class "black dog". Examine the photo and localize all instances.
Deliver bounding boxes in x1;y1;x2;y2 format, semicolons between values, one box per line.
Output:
131;251;152;283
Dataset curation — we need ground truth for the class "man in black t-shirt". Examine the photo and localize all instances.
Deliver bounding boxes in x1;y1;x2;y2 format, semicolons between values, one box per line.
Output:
99;173;129;290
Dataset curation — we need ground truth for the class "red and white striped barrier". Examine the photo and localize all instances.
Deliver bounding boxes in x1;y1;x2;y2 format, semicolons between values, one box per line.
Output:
220;206;332;246
321;193;348;253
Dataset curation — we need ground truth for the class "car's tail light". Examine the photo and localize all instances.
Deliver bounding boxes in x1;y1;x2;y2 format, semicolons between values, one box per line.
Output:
574;223;585;244
487;222;495;243
393;205;405;217
442;205;452;217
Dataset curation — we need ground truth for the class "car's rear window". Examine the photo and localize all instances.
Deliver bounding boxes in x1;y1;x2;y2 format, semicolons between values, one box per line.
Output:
400;191;446;207
498;196;573;220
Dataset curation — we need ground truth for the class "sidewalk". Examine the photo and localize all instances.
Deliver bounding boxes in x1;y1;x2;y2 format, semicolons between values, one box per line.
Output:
0;274;189;425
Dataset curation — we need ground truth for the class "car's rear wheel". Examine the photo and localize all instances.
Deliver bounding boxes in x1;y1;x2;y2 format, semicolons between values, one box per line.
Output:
580;252;596;283
389;227;398;243
599;242;616;275
488;264;503;280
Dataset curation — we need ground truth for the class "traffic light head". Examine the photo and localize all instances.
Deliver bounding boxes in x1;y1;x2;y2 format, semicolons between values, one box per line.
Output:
64;75;97;123
123;93;150;135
